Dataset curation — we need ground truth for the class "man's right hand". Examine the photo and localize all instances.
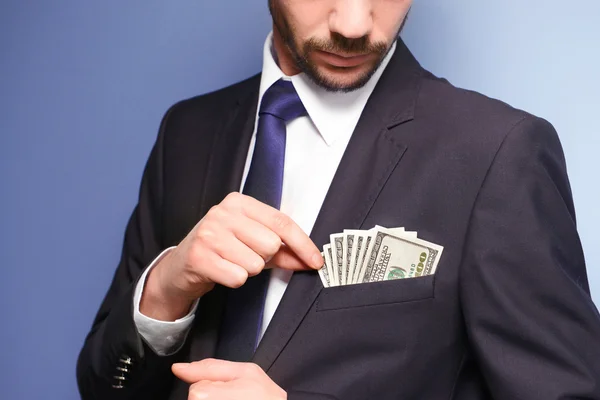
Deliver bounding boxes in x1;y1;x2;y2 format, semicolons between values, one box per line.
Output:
140;192;324;321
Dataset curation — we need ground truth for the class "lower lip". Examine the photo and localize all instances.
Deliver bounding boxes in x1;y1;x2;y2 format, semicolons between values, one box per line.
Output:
315;51;373;68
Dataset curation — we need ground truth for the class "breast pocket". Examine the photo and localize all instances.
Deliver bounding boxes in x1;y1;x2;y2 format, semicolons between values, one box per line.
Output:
316;275;435;312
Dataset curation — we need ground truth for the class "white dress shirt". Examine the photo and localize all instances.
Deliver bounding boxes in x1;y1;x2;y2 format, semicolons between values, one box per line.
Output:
133;32;397;355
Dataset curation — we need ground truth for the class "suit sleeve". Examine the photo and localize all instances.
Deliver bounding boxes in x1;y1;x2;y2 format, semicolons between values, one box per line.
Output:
460;116;600;399
77;104;184;400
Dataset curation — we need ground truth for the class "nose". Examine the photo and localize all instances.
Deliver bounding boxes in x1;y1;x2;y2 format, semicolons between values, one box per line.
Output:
329;0;373;39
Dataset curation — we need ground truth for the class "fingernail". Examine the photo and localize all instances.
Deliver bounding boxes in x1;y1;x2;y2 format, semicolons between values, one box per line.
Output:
312;253;324;269
172;363;189;369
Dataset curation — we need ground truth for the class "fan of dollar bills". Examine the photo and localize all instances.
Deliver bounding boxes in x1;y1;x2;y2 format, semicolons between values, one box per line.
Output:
318;225;444;287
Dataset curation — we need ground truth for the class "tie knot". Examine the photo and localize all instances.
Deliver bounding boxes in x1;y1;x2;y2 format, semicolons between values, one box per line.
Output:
259;79;307;122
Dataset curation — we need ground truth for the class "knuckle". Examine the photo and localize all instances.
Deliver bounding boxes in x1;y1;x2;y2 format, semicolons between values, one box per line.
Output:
273;213;292;231
265;235;282;255
223;192;242;208
205;205;219;217
229;269;248;288
200;358;218;370
245;362;263;377
195;228;217;245
206;204;226;221
246;256;265;276
225;192;241;201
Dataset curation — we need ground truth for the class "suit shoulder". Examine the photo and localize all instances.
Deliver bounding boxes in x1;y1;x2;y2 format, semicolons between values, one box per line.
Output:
410;72;563;177
415;73;553;141
164;73;261;121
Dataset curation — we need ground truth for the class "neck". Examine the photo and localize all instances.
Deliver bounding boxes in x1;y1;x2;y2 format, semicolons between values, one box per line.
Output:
272;24;302;76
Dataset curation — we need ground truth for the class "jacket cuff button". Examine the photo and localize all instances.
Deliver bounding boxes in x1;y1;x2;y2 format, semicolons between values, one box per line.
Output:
112;354;133;389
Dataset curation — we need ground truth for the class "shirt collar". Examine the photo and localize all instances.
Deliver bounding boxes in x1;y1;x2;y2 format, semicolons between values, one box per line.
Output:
259;31;396;146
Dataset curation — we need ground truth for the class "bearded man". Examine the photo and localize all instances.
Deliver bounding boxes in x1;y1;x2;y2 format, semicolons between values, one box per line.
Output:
77;1;600;399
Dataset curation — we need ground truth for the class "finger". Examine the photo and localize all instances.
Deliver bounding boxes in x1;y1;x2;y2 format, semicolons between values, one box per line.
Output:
231;216;282;261
238;195;323;269
211;231;266;277
200;253;249;289
267;245;311;271
172;359;262;383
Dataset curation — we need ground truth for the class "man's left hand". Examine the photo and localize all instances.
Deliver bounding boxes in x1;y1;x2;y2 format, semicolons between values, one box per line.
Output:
172;359;287;400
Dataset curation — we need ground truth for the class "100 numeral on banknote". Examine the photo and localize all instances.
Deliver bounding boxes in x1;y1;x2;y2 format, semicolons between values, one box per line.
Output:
358;230;443;283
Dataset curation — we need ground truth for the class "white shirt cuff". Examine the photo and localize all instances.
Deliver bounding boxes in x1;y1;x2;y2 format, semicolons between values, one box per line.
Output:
133;247;200;356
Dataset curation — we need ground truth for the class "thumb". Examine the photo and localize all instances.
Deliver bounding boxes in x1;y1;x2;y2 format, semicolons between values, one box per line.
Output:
268;245;323;271
172;359;245;383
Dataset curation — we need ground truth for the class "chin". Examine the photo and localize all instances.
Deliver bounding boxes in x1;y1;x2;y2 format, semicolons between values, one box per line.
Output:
312;65;375;92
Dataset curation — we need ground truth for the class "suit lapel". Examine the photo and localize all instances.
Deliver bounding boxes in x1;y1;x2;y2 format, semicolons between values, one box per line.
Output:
198;83;260;219
178;76;260;362
253;39;424;372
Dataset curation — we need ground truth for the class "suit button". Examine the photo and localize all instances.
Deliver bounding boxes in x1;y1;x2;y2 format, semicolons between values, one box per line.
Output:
112;355;133;389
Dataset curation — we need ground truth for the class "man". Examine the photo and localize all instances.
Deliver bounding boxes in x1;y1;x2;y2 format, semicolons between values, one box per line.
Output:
77;1;600;399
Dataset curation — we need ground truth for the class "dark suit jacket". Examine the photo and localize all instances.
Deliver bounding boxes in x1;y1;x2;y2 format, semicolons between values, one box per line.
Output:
77;39;600;400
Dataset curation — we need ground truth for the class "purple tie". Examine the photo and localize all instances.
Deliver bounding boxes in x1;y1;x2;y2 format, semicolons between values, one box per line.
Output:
215;79;307;362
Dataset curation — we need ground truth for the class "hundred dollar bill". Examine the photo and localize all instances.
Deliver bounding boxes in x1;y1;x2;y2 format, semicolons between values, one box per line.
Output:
348;233;363;284
317;252;331;288
344;230;363;285
353;231;376;284
357;228;443;283
373;225;416;239
352;227;413;284
351;227;407;284
323;244;337;286
330;233;345;287
343;232;354;285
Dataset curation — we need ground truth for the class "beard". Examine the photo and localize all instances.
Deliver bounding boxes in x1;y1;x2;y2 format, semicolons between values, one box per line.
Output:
268;0;407;92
